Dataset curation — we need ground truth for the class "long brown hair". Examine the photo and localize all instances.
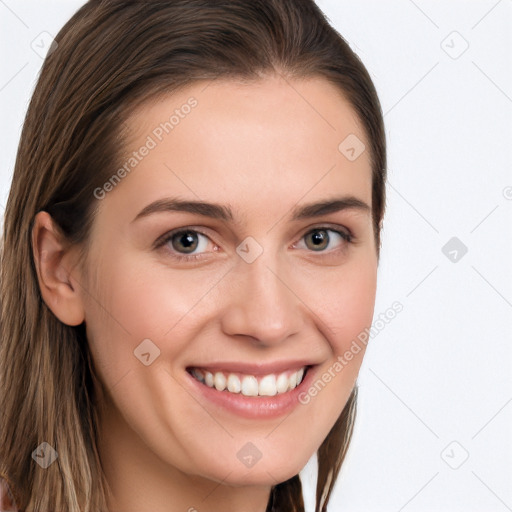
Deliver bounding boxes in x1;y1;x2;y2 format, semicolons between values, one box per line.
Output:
0;1;386;511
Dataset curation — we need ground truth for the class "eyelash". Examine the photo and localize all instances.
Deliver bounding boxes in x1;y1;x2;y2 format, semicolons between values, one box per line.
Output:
155;226;354;263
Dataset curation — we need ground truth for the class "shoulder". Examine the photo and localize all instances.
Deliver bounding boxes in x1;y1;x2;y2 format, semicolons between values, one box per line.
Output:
0;476;19;512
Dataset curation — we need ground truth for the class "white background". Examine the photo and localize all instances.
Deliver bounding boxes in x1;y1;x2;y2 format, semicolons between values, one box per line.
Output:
1;1;511;511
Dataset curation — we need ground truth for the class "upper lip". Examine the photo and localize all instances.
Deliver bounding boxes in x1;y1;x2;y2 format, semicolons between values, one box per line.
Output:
187;360;317;376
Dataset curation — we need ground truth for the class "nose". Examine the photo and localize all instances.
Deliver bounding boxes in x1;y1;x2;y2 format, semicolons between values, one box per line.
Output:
219;254;305;347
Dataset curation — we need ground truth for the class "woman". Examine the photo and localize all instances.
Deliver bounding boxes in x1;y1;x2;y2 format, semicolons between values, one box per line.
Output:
0;0;386;511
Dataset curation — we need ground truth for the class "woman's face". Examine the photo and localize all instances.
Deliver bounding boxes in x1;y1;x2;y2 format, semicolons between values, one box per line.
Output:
81;75;377;488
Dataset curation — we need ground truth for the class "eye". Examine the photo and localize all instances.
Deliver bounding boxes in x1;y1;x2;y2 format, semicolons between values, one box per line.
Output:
156;228;216;261
168;230;208;254
295;227;352;252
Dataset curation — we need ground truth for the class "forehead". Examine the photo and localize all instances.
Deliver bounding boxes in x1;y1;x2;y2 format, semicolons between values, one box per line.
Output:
101;75;372;225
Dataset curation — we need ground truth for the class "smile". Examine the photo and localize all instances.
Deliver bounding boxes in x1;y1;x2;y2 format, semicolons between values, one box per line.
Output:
189;366;307;397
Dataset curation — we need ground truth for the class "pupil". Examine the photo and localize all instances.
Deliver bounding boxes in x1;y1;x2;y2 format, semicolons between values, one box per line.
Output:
309;230;328;250
174;232;198;253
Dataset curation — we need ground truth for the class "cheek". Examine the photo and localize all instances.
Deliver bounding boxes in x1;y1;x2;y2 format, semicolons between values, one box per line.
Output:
86;253;219;339
306;254;378;354
293;253;377;421
82;252;228;390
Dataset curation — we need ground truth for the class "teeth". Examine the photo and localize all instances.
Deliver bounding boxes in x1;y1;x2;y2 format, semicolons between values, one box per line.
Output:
227;373;241;393
191;366;307;397
204;371;214;387
259;374;277;396
241;375;259;396
276;373;289;393
192;368;204;383
214;372;227;391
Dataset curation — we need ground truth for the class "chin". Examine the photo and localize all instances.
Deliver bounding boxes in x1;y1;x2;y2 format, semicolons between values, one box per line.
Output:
211;464;304;488
195;447;310;488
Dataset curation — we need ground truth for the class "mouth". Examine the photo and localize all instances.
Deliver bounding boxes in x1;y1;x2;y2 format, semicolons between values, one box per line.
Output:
185;360;318;418
186;365;309;397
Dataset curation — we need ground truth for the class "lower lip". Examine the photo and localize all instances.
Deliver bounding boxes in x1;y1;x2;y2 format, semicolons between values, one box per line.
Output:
185;366;317;419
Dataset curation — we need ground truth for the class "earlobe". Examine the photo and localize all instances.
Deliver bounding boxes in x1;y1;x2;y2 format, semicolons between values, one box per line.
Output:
31;211;85;326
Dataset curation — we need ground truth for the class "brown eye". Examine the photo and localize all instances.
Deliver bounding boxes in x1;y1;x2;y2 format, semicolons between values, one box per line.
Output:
304;229;330;251
163;230;212;255
297;227;352;253
171;231;199;253
155;228;217;263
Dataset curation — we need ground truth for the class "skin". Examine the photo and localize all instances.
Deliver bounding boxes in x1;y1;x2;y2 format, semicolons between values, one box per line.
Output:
32;75;378;512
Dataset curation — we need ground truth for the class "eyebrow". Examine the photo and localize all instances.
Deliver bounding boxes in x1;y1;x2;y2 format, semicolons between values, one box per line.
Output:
131;195;371;223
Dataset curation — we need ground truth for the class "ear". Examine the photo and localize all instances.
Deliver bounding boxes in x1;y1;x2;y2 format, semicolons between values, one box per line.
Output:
31;211;85;326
